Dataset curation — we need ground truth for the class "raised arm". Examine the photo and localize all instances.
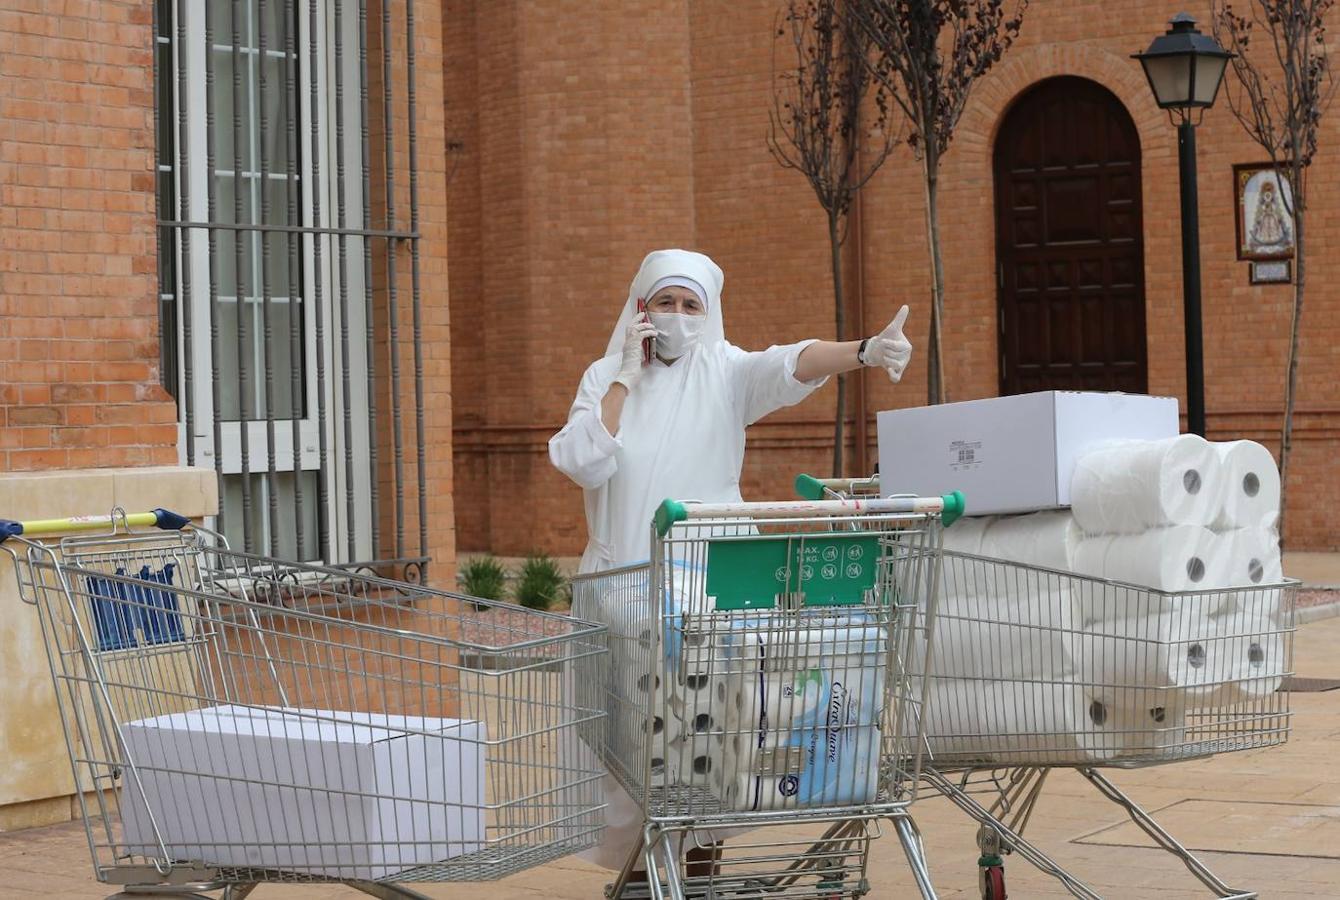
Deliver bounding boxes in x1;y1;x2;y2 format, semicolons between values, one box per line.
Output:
794;305;913;384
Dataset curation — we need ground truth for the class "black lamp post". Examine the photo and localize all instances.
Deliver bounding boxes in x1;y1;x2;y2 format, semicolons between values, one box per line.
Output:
1133;13;1233;437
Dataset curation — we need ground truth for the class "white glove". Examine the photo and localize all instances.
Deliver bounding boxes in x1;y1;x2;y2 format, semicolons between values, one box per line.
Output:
859;305;913;383
613;313;658;390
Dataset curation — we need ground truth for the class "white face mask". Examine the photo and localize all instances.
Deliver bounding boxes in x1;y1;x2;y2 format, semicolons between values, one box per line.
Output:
649;312;706;359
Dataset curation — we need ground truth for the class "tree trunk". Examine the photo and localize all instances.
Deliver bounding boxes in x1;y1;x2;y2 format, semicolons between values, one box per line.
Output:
923;157;947;405
1278;199;1305;548
829;212;847;477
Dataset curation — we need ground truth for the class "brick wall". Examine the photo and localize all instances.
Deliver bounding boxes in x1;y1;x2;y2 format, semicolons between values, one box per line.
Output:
0;0;178;471
446;0;698;554
446;0;1338;554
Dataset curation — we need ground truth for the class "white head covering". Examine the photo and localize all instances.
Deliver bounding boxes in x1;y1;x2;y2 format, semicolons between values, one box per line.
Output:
645;275;708;309
604;249;725;358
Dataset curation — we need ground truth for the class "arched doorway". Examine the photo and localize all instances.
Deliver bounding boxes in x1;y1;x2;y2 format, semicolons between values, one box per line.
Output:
994;76;1147;394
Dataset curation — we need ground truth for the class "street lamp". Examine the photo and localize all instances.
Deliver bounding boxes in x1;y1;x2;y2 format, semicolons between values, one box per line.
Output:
1133;13;1233;438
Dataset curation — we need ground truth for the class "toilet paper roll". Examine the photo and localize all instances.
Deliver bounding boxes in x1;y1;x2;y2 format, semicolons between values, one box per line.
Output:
723;666;831;734
1198;613;1286;704
728;656;884;736
1078;603;1283;700
921;587;1078;681
1111;695;1188;757
979;511;1083;571
918;678;1123;764
1219;528;1284;587
1099;526;1225;592
1071;535;1113;578
1078;610;1227;692
1211;440;1282;532
637;711;683;788
631;669;662;697
1071;436;1224;534
664;733;723;787
598;575;653;639
650;709;683;744
943;516;992;556
668;673;728;727
730;618;885;671
676;612;732;673
720;725;882;812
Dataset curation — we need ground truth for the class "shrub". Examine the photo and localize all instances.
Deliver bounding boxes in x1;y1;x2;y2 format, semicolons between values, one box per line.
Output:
460;555;507;606
515;554;566;610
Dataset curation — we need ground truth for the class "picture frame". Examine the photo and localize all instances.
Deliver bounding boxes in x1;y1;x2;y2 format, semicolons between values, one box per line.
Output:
1234;163;1296;261
1249;259;1292;285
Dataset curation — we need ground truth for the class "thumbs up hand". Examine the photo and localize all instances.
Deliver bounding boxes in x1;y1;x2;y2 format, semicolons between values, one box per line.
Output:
859;305;913;383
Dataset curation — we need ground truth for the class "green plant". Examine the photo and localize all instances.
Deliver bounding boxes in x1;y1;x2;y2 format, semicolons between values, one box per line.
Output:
460;555;508;606
515;554;566;611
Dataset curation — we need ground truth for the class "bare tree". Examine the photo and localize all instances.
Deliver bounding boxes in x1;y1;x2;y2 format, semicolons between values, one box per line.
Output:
1213;0;1336;542
769;0;899;476
848;0;1027;405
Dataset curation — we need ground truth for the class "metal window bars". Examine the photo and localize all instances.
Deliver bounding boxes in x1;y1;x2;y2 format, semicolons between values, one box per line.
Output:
0;510;608;897
155;0;428;575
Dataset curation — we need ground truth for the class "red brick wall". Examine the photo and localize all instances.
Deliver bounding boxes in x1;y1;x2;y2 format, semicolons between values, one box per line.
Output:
446;0;698;554
446;0;1338;553
0;0;178;471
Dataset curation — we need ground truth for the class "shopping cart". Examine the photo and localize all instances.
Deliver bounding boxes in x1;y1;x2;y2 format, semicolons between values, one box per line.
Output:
0;509;609;899
571;491;964;900
797;474;1298;900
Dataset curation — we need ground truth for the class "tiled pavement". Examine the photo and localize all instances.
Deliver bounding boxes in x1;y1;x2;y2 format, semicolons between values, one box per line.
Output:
5;619;1340;900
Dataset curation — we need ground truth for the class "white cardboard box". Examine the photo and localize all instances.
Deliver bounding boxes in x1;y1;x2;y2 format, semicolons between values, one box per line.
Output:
119;705;486;880
877;391;1179;515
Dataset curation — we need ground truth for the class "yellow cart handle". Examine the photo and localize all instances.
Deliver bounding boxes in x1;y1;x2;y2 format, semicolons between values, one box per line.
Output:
0;509;191;543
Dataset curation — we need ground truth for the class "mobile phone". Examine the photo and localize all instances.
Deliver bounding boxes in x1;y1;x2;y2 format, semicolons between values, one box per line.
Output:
637;297;653;365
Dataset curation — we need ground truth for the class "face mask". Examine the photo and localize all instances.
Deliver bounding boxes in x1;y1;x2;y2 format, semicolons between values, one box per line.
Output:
649;312;706;359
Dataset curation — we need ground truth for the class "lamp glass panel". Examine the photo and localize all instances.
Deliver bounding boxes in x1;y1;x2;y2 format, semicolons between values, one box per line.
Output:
1143;54;1192;107
1193;55;1229;104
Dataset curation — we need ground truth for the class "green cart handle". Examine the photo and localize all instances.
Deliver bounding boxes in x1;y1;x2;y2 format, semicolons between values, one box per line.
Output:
794;473;883;501
0;509;192;544
655;490;965;537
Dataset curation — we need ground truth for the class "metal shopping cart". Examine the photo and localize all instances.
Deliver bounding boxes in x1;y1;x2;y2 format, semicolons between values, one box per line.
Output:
797;474;1298;900
570;491;964;900
0;509;609;899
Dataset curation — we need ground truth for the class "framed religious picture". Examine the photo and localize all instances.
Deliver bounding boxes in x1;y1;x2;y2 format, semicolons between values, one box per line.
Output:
1235;163;1296;261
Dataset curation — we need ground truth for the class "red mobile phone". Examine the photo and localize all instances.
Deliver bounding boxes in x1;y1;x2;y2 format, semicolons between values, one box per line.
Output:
637;297;652;365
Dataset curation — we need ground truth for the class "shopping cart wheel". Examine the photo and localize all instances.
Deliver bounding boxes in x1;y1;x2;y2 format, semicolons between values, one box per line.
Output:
978;859;1007;900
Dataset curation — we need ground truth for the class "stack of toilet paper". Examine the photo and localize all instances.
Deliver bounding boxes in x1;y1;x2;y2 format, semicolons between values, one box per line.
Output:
919;435;1288;764
712;617;885;811
939;437;1283;590
1070;435;1283;590
591;567;888;803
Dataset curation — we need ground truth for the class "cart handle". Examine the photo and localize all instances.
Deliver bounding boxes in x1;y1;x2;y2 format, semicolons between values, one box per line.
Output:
0;509;191;544
654;490;965;537
794;473;882;500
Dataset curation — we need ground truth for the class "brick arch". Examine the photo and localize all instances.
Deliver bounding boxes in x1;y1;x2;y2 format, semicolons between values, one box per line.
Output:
959;43;1163;157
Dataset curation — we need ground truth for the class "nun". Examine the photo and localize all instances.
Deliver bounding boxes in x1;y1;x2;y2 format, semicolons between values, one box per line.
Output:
548;248;913;877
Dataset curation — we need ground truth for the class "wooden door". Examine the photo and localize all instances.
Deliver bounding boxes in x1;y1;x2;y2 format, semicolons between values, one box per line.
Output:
994;77;1147;394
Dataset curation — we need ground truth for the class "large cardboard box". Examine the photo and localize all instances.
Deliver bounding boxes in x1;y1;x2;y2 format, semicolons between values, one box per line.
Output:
119;705;485;879
877;391;1178;515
